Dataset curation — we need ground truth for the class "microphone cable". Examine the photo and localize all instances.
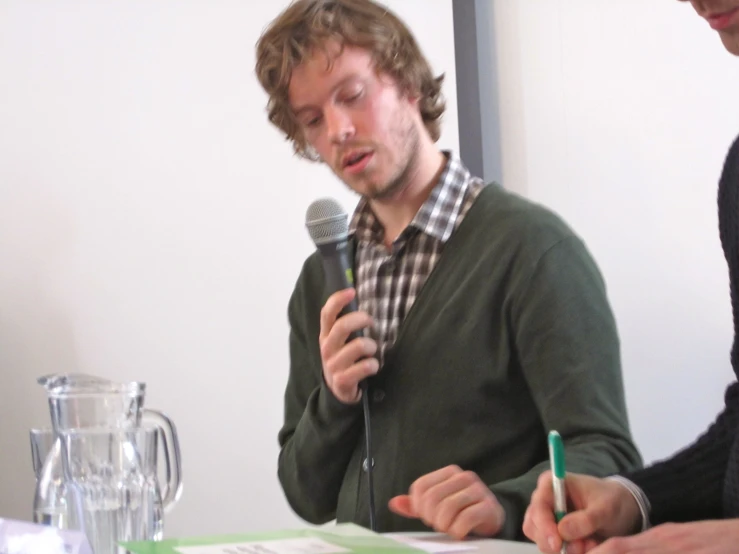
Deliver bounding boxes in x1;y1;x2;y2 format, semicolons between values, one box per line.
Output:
359;380;376;531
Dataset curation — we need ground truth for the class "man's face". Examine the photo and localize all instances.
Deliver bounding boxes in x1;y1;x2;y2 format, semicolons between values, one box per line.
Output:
681;0;739;55
288;42;421;200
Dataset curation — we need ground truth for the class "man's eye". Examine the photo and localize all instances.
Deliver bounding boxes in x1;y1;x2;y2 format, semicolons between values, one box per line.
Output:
343;89;363;103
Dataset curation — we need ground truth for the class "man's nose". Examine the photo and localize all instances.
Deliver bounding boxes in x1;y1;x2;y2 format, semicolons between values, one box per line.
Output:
326;106;355;144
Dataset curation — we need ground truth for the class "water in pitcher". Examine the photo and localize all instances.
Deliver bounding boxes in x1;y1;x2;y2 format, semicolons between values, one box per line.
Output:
32;507;67;528
82;501;140;554
31;425;164;542
80;499;159;554
60;429;165;554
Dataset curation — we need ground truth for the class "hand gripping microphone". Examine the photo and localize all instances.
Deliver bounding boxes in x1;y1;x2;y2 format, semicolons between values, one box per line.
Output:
305;197;377;531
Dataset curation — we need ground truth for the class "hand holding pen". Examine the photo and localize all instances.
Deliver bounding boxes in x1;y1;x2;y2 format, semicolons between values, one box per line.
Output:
523;434;643;554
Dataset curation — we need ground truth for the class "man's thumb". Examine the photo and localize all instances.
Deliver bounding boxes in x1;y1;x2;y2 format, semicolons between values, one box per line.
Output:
388;495;416;519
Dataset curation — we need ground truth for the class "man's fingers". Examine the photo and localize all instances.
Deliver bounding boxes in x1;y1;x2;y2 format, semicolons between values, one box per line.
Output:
318;289;377;403
588;535;638;554
527;499;561;552
522;509;547;552
388;495;416;519
408;466;465;516
561;539;589;554
524;471;561;552
332;358;379;398
537;470;554;491
433;485;480;532
319;288;356;342
321;311;373;359
559;509;603;542
445;501;490;540
409;465;463;497
325;337;377;377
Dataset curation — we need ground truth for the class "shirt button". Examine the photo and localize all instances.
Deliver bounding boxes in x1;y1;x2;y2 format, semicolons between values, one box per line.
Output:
372;389;385;403
363;457;375;472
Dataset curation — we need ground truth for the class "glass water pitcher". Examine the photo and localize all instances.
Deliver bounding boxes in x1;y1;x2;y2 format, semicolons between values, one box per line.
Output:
31;373;182;548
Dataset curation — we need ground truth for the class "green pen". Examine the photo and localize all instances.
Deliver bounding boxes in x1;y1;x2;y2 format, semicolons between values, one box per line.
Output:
548;430;567;554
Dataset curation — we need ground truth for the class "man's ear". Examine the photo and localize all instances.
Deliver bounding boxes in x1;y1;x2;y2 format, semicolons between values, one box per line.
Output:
402;86;420;107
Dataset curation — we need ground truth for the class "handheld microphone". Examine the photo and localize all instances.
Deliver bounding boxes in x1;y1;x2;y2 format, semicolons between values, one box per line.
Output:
305;197;377;532
305;198;362;339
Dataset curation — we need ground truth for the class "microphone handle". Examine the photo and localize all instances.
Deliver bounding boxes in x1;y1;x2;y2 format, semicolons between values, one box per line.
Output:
317;240;367;391
318;240;361;340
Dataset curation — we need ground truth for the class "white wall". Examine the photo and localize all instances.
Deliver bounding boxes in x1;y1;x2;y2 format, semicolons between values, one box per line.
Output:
486;0;739;463
0;0;459;538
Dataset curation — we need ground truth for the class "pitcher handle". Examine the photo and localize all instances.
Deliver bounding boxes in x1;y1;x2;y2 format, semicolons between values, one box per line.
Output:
142;408;183;512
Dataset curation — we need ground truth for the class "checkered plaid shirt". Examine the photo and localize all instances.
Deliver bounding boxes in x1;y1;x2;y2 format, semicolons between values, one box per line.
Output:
349;152;486;367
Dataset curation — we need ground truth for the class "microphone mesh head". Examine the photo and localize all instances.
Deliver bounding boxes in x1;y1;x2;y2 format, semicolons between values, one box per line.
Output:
305;198;349;245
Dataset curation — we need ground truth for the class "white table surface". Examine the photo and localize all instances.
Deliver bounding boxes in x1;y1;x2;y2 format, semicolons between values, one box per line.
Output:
387;532;541;554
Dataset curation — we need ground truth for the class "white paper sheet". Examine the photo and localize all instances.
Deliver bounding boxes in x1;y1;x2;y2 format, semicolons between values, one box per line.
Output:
175;537;350;554
389;535;477;553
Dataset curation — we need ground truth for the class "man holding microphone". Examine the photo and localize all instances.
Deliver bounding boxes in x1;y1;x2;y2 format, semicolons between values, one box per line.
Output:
255;0;642;541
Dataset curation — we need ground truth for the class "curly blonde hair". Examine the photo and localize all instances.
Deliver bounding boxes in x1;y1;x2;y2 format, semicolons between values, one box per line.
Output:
254;0;446;160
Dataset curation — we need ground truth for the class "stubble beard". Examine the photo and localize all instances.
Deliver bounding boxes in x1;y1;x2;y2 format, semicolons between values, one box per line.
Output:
364;119;421;202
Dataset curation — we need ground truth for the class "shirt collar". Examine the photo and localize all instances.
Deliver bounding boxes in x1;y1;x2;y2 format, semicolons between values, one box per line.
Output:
349;151;475;245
